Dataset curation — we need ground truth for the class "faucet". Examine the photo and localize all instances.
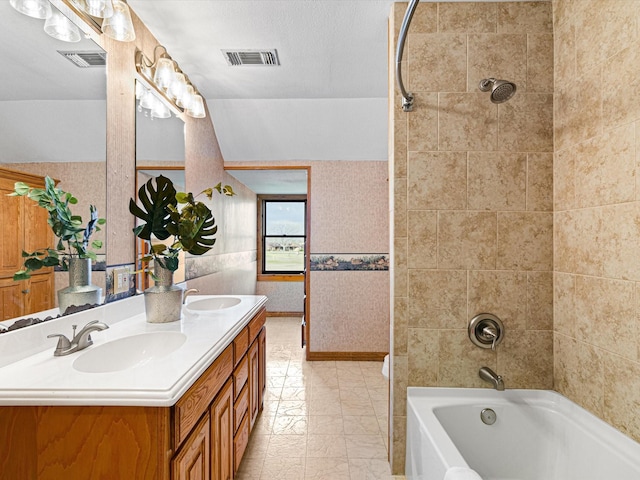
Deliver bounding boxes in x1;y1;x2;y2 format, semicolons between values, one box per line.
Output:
479;366;505;391
183;288;199;304
47;320;109;356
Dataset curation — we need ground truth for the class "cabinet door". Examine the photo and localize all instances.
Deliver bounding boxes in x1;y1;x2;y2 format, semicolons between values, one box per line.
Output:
0;179;24;279
23;192;53;254
248;340;260;429
172;414;210;480
211;379;233;480
0;277;24;320
27;274;54;315
258;327;266;411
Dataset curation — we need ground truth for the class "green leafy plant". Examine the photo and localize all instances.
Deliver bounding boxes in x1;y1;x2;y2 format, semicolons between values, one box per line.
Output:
10;176;105;281
129;175;235;272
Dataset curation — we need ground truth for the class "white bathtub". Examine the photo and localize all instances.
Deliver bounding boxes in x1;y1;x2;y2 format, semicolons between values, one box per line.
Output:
406;387;640;480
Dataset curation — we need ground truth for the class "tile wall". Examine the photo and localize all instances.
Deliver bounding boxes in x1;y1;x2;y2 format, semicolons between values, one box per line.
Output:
390;1;553;473
553;0;640;444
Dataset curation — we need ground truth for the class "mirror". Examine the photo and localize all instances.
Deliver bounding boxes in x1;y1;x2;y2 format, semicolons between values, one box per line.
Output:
0;2;107;315
135;80;186;288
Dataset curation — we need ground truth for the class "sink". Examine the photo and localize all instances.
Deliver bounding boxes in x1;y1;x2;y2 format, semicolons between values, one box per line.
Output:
72;332;187;373
186;297;241;313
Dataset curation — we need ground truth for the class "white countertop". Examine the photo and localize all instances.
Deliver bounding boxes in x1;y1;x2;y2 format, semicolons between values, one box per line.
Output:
0;294;267;407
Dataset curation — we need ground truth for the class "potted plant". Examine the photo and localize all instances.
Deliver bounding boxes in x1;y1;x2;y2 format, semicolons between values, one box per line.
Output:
129;175;235;322
10;176;105;313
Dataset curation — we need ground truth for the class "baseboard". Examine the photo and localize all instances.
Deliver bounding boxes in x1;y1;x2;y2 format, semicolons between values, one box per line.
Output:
266;311;304;317
306;351;387;362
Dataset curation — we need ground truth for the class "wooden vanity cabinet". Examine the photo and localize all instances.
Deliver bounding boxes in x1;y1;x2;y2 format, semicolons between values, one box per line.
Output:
0;307;267;480
0;169;54;320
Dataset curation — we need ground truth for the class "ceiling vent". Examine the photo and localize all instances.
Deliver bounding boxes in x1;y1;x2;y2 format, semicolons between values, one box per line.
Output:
57;50;107;68
222;49;280;66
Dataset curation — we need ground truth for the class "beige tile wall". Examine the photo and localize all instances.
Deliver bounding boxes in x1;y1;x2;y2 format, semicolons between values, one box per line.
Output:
553;0;640;445
390;2;553;473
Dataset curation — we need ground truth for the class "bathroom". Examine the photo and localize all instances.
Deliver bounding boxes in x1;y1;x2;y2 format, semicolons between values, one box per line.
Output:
0;0;639;479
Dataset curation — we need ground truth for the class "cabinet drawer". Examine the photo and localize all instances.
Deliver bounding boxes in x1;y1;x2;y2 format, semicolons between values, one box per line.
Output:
248;308;266;342
234;412;250;474
233;327;249;366
234;354;249;400
234;383;249;434
173;344;233;448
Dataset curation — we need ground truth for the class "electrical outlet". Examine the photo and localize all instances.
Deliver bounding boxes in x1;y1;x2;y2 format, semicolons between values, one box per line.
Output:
113;267;131;294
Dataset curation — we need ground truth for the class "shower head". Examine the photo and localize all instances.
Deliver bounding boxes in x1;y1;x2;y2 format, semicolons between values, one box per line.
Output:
478;78;517;104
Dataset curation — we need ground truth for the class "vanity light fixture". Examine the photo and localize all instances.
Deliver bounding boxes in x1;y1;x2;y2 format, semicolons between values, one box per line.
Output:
135;46;207;119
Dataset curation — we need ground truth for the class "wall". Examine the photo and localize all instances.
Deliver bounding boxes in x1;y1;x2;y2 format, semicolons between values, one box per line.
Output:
183;102;258;295
256;281;304;314
390;1;554;472
553;0;640;444
230;160;390;356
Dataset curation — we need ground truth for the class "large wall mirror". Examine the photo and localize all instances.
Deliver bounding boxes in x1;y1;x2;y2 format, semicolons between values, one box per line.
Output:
135;80;186;288
0;2;106;315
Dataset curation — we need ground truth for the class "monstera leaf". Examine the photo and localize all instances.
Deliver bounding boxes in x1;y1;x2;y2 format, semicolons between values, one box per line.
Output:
166;197;218;255
129;175;177;241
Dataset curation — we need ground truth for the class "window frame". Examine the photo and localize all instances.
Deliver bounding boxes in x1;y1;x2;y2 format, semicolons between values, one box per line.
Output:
257;194;307;280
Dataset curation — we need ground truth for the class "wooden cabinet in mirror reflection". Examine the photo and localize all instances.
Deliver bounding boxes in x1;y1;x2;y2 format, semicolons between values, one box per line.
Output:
0;168;55;320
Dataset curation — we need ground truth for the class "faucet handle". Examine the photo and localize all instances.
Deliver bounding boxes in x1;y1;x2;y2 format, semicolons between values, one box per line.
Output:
47;333;71;355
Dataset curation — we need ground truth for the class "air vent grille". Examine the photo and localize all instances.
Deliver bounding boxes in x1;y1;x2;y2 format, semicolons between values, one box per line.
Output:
58;50;107;68
222;49;280;66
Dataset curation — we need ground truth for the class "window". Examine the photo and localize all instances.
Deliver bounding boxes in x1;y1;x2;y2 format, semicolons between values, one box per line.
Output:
259;196;306;275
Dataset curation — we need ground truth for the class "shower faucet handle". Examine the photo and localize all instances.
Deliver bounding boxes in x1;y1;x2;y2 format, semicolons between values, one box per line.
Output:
469;313;504;350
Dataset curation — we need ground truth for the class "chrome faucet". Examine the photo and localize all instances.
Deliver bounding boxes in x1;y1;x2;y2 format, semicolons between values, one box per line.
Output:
183;288;199;304
479;366;505;391
47;320;109;356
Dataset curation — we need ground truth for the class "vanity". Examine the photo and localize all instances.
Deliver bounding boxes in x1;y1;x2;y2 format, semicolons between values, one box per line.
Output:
0;294;267;480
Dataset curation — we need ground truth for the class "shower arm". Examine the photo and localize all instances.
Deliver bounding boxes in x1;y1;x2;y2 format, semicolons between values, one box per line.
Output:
395;0;420;112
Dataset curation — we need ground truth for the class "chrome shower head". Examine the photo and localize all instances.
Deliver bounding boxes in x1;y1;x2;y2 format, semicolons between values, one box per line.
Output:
479;78;517;104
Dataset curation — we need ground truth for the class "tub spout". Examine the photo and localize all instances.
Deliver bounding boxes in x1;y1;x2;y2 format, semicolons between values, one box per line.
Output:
479;366;505;391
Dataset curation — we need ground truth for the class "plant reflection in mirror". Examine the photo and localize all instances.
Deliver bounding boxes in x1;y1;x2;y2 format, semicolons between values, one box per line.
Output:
9;176;105;280
129;175;235;272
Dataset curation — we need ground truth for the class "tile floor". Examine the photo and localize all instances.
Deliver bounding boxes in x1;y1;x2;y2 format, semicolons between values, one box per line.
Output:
235;317;403;480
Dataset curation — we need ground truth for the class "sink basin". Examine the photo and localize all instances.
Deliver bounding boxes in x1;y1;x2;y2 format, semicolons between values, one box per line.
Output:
72;332;187;373
186;297;241;313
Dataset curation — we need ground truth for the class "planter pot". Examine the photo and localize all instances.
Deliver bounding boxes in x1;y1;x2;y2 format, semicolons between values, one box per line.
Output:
58;257;102;314
144;261;183;323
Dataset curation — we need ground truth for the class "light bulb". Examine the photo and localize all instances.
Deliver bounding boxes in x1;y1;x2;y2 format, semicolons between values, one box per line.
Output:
102;0;135;42
9;0;52;19
44;9;82;43
187;94;206;118
153;57;175;91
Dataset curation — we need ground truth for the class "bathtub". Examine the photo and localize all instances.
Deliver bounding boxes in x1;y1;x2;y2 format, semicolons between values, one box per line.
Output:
406;387;640;480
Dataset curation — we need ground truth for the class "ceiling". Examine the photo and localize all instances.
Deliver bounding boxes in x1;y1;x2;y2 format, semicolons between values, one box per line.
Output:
0;1;396;192
127;0;395;163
